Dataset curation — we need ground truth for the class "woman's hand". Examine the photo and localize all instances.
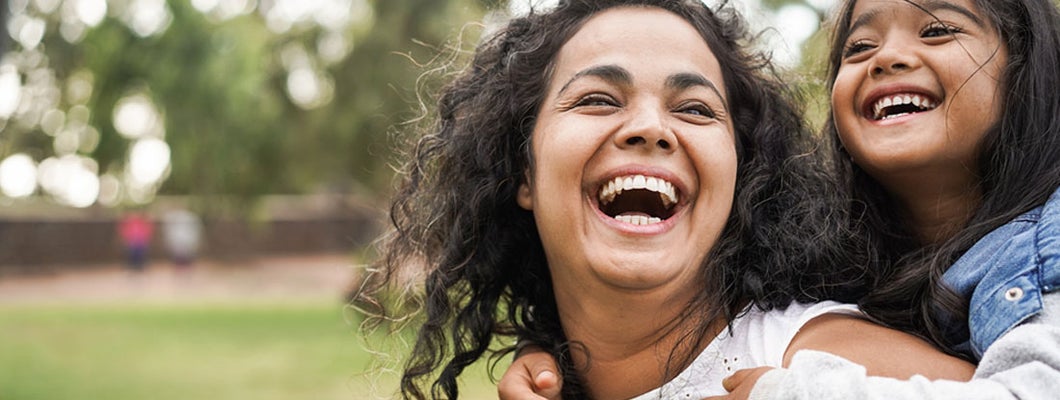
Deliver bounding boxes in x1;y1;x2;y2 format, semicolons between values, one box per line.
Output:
702;367;775;400
498;347;563;400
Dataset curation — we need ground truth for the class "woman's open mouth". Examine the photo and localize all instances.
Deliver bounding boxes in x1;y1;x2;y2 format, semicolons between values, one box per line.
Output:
596;174;679;226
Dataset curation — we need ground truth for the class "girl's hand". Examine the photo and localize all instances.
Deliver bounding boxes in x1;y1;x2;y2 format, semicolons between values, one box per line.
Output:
498;347;562;400
702;367;774;400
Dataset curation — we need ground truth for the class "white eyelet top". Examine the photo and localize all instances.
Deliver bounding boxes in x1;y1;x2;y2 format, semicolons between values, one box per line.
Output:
629;301;862;400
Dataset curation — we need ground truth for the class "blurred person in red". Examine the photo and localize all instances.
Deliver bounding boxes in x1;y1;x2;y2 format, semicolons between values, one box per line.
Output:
118;212;153;272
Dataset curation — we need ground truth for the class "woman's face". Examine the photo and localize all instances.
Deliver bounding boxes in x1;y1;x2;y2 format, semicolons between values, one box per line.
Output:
517;7;737;297
831;0;1006;189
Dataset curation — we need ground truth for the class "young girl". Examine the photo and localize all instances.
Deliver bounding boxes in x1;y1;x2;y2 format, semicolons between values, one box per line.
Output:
718;0;1060;398
501;0;1060;399
359;0;971;398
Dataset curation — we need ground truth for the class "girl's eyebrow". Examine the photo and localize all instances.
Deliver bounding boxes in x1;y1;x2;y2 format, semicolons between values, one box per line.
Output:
558;65;726;105
847;0;986;34
847;8;882;35
921;0;985;26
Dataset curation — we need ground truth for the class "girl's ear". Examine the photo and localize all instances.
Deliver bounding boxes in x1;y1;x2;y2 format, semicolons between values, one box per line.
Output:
517;176;534;211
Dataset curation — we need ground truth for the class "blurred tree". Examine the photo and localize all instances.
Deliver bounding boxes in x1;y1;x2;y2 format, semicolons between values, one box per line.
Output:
0;0;491;213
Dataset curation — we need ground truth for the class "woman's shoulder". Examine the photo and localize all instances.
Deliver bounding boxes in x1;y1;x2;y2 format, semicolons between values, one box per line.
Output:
720;302;863;366
732;302;861;336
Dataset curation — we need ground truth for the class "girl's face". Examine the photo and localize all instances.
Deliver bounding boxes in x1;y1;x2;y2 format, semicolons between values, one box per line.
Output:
832;0;1006;189
517;7;737;297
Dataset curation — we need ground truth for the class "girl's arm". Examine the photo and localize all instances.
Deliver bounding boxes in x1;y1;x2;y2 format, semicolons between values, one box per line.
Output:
708;293;1060;400
497;311;976;399
783;313;975;380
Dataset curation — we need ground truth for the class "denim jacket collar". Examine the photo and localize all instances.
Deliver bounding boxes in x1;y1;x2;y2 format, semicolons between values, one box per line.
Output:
942;186;1060;359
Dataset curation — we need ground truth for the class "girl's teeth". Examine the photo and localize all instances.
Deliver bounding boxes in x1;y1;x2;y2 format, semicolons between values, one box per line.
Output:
872;94;937;120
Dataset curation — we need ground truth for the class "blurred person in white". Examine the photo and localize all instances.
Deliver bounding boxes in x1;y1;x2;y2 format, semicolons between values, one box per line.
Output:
162;208;203;270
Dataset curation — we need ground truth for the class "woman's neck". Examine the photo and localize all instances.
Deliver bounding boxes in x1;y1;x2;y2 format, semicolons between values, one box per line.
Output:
553;285;722;399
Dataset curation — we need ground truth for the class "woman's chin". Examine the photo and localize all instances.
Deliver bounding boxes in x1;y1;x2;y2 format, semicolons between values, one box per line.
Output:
586;252;701;292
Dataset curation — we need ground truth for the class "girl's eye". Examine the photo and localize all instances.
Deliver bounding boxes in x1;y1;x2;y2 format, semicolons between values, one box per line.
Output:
843;40;874;58
922;22;962;38
573;94;618;108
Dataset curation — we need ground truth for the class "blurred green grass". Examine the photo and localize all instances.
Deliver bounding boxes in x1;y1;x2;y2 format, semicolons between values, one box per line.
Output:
0;302;498;399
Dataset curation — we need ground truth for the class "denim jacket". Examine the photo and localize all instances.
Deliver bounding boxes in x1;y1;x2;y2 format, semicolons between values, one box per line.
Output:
942;186;1060;359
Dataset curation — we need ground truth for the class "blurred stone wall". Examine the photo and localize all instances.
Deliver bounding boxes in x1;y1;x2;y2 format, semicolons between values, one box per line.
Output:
0;195;383;273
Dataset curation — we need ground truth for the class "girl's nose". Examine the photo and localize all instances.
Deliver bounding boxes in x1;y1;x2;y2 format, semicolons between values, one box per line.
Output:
869;41;920;77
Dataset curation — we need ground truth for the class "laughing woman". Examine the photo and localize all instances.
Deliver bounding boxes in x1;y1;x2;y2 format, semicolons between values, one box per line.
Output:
358;1;971;398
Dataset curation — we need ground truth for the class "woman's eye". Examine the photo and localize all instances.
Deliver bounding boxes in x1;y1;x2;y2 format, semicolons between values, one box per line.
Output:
573;94;618;107
843;40;874;57
676;103;716;119
922;22;962;38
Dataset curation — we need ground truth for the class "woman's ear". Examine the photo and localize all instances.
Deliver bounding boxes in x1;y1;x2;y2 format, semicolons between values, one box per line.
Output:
517;176;534;211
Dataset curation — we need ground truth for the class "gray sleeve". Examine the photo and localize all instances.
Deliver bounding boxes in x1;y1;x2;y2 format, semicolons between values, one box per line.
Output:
747;292;1060;400
970;290;1060;399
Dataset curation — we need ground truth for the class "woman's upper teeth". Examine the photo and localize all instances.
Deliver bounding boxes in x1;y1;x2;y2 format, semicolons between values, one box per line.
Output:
598;174;678;208
614;215;662;225
872;93;938;120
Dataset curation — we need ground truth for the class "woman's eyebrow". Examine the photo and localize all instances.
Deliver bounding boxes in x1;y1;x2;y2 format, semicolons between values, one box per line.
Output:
557;64;632;96
666;72;726;107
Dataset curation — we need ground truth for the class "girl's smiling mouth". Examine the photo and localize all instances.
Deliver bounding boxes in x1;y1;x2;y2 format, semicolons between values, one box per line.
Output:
860;89;945;121
595;174;682;226
863;92;940;121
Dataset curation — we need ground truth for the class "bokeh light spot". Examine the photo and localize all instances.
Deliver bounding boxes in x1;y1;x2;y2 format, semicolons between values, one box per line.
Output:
0;65;22;119
75;0;108;27
125;0;173;37
16;16;47;50
113;93;161;139
128;137;171;186
37;155;100;207
0;154;38;198
286;67;333;109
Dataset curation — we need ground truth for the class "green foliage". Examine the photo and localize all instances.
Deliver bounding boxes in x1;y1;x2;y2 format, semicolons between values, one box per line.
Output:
3;0;490;211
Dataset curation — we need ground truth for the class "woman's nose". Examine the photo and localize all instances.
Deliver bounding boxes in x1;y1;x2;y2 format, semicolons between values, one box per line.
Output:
615;105;675;152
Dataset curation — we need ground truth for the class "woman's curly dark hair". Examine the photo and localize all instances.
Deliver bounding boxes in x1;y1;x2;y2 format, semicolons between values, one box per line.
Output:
822;0;1060;355
357;0;872;398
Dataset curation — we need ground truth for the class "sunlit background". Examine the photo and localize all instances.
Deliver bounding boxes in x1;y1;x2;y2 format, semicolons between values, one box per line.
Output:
0;0;838;211
0;0;842;399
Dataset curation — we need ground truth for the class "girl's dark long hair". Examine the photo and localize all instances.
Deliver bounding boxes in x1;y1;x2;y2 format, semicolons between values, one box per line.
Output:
357;1;871;398
823;0;1060;352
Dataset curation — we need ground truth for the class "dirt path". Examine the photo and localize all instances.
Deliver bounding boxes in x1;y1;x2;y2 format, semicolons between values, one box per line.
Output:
0;254;360;305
